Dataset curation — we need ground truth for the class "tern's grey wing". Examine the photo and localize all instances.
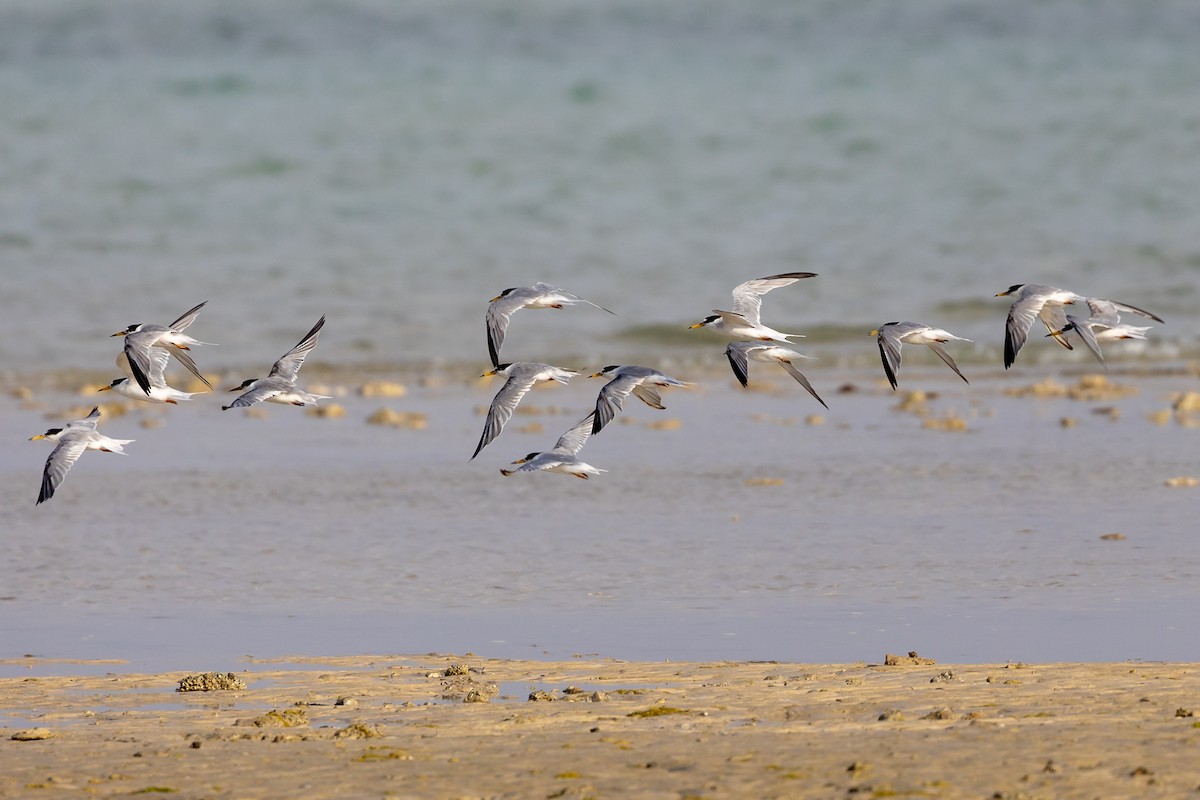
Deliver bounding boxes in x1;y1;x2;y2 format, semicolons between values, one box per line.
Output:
570;292;616;315
38;436;89;504
730;272;817;325
724;342;753;388
1004;293;1047;368
777;360;829;409
116;350;137;383
926;341;970;384
537;282;616;315
225;380;287;409
553;413;596;455
146;348;172;386
123;333;159;395
1104;299;1164;324
168;301;208;332
486;295;528;368
269;316;325;381
631;384;664;410
1037;304;1074;351
876;327;904;390
166;346;214;390
592;375;638;435
1066;315;1104;364
472;371;539;459
70;406;102;432
1084;299;1121;328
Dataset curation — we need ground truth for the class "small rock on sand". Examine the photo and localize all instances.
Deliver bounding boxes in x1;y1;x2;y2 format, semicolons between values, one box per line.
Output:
1164;476;1199;488
359;380;407;398
884;651;937;666
307;403;346;419
366;408;427;429
238;709;308;728
333;723;382;739
12;728;54;741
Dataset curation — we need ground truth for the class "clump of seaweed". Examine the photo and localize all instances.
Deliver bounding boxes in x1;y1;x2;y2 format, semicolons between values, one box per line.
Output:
177;672;246;692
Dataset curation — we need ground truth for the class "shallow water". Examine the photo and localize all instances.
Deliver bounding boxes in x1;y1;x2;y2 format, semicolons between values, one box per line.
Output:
2;0;1199;672
3;365;1198;672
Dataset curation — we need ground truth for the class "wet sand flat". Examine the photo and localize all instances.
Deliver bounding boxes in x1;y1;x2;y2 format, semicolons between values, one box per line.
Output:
3;656;1198;798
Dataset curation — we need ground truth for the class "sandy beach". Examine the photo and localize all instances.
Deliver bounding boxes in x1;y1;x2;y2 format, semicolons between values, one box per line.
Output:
2;655;1198;799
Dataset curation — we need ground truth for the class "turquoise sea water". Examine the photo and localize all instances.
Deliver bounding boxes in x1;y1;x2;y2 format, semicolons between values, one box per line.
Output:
2;0;1199;375
2;1;1198;671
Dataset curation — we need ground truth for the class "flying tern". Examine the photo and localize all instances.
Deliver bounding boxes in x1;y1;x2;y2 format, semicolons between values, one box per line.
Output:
30;406;134;505
500;413;605;479
485;282;614;368
869;322;972;390
100;350;201;404
223;316;330;410
587;365;690;435
111;301;215;396
1045;298;1164;365
473;362;579;460
724;341;828;408
689;272;816;341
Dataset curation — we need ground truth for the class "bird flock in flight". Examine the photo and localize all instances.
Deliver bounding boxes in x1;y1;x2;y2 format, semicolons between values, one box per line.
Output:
30;303;328;504
29;276;1165;502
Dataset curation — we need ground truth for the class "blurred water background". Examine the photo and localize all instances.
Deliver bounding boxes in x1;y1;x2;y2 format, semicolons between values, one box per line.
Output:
2;0;1198;672
2;0;1199;376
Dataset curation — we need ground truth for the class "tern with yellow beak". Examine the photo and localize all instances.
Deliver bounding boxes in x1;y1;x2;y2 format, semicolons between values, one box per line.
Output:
485;282;614;368
724;341;828;409
689;272;816;341
111;301;215;396
473;362;579;460
99;350;202;404
1044;297;1164;365
500;413;605;479
223;316;329;410
869;322;971;390
587;365;690;436
994;284;1081;368
30;406;134;505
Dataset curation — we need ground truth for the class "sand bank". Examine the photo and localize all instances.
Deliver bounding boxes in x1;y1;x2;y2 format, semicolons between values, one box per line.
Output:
2;655;1197;798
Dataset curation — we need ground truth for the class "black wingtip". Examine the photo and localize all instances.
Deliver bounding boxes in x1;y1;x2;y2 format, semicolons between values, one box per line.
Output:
127;352;153;395
878;344;899;391
37;474;54;505
487;333;500;369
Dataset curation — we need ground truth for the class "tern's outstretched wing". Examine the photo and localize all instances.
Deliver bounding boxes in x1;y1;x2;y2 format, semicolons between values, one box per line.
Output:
553;413;596;455
926;341;969;384
473;368;540;460
729;272;816;326
876;326;905;390
724;342;754;388
269;316;325;381
38;437;88;505
776;360;828;409
169;300;208;331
